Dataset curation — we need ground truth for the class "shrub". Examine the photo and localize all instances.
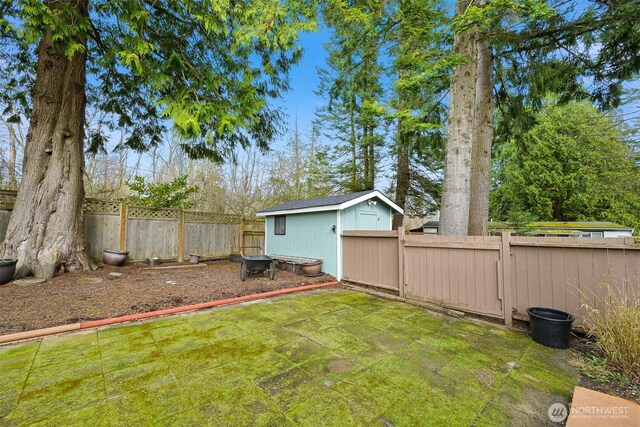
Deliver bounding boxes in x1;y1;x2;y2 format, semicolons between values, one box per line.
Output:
579;278;640;379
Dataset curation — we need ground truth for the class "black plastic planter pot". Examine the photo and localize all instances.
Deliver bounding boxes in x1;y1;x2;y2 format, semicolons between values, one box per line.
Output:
0;259;18;285
527;307;575;349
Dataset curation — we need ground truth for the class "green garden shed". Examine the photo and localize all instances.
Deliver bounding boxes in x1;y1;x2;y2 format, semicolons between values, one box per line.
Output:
256;190;403;280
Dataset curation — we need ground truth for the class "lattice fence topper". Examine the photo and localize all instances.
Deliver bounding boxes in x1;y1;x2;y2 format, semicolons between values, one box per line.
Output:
243;218;265;231
0;191;17;208
83;198;120;215
184;210;241;224
127;205;179;220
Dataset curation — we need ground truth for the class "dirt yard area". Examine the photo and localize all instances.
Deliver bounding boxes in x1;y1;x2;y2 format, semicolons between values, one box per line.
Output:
0;260;333;335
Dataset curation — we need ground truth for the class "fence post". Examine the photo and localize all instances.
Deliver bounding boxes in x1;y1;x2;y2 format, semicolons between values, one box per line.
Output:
500;232;514;327
241;217;245;250
177;209;184;263
398;226;405;298
119;201;127;251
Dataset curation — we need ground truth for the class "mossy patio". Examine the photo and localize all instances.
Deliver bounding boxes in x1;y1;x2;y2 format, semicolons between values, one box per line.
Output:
0;288;579;426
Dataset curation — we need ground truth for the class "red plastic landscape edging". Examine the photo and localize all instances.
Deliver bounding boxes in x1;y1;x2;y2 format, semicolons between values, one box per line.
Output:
0;281;338;345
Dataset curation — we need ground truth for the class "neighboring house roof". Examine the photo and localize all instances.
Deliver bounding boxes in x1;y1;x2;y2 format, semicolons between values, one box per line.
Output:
256;190;403;216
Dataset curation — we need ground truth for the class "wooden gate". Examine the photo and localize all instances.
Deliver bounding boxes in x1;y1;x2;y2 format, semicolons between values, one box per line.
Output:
403;235;504;318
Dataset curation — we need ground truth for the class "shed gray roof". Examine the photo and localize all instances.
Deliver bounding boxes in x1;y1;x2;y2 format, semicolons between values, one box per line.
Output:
258;190;375;214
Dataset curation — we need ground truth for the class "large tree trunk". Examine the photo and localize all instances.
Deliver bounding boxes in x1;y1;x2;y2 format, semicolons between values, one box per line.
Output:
468;34;494;236
393;119;410;229
7;124;18;188
1;0;93;279
439;0;478;236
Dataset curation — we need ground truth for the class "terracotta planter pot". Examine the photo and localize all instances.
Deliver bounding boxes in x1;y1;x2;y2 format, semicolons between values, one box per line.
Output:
103;249;128;266
0;259;17;285
301;260;322;276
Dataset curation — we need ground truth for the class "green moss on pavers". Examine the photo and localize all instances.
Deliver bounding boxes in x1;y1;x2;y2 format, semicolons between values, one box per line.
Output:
24;357;103;396
282;318;323;335
363;331;412;354
155;335;211;354
0;395;18;420
235;317;280;334
248;327;303;350
147;322;198;344
403;312;448;332
331;369;404;422
470;334;529;366
389;344;453;377
439;354;506;397
512;344;579;396
342;299;388;315
226;351;295;383
376;304;425;321
96;321;145;341
9;374;105;425
509;362;577;398
383;381;482;426
262;414;298;427
370;355;450;394
274;336;327;365
478;377;572;426
472;402;512;427
0;289;583;426
141;315;188;330
191;322;249;344
98;329;155;352
375;412;420;427
295;326;356;350
338;322;382;340
257;367;326;412
333;338;389;369
29;399;115;427
39;330;98;351
100;343;163;373
165;343;234;378
447;319;492;336
104;360;175;398
184;372;282;426
415;332;470;354
285;389;366;426
312;308;356;329
0;341;40;363
32;340;101;369
0;343;39;401
108;380;195;426
298;351;365;385
360;312;403;332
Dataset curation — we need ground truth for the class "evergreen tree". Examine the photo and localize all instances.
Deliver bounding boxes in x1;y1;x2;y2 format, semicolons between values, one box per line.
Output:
491;99;640;233
0;0;316;278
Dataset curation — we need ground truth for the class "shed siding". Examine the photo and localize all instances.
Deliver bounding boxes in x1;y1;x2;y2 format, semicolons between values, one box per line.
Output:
266;211;338;277
341;199;393;231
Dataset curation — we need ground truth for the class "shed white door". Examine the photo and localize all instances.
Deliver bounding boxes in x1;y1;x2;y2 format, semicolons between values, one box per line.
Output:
356;211;379;230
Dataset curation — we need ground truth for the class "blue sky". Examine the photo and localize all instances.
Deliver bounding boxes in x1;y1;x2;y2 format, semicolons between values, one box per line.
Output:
270;28;332;149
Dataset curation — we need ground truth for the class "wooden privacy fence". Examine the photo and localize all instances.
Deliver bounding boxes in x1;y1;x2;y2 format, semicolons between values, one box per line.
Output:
0;190;265;262
342;229;640;327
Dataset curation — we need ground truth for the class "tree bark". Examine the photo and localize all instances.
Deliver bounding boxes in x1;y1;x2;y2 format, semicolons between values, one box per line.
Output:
468;34;494;236
393;119;410;229
439;0;478;236
1;0;93;278
7;124;18;188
